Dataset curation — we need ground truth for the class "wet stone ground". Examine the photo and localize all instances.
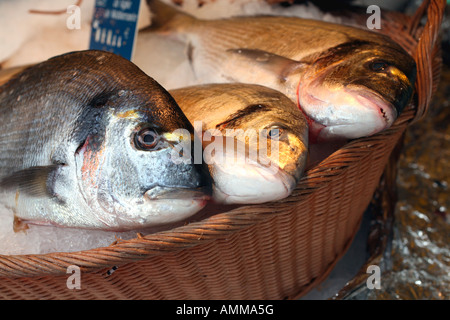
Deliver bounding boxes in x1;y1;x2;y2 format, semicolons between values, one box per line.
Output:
362;64;450;300
303;64;450;300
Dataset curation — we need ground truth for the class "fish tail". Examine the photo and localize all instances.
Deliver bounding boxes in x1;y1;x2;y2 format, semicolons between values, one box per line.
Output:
146;0;196;33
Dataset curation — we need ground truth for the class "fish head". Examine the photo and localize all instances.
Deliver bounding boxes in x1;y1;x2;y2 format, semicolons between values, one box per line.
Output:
298;40;416;141
209;99;308;204
73;83;212;230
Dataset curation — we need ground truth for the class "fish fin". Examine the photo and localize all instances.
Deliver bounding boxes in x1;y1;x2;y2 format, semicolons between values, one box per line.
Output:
145;0;196;33
226;49;308;82
13;216;29;233
0;165;61;198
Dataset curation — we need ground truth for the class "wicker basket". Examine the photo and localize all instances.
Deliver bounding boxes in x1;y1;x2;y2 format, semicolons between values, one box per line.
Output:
0;0;445;300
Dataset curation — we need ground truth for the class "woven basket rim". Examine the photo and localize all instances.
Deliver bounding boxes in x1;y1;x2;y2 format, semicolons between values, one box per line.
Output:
0;109;418;278
0;0;446;279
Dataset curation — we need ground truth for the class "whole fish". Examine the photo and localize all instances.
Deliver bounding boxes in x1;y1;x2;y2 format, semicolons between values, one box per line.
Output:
147;0;416;142
0;50;212;231
169;83;308;204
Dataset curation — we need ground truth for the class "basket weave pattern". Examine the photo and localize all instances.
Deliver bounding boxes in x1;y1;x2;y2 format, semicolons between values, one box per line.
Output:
0;0;445;299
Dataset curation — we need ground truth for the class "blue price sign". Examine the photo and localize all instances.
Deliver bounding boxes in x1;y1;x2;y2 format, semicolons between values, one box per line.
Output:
89;0;141;61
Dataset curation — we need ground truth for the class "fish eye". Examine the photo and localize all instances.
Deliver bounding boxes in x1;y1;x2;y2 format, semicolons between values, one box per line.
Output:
369;60;389;72
267;126;285;140
134;128;159;150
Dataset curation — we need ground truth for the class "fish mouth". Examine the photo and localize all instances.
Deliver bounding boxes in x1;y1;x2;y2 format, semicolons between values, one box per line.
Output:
211;160;297;205
144;186;210;201
351;89;397;125
114;186;210;227
299;81;397;141
203;136;299;204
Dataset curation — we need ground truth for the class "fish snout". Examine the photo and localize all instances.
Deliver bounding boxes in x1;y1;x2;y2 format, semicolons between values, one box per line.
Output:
302;83;399;141
144;186;210;201
354;90;396;118
137;186;209;226
211;153;297;204
316;100;397;141
161;130;214;194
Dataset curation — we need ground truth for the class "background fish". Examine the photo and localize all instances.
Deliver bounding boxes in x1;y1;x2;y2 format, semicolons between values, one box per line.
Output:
147;0;416;142
0;65;31;87
0;50;212;231
170;83;308;204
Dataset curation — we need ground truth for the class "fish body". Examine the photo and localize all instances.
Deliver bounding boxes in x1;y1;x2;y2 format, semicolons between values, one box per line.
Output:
169;83;308;204
147;0;416;142
0;50;212;231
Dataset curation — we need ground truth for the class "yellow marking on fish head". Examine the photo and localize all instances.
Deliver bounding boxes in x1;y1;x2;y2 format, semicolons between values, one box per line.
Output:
162;131;194;143
388;66;411;86
116;110;140;120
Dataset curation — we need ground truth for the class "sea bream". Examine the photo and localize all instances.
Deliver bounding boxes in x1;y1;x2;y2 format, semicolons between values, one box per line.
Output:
0;50;212;231
146;0;416;142
169;83;308;204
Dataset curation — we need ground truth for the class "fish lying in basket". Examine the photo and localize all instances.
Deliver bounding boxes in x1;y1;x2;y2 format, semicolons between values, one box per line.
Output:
0;50;212;231
170;83;309;204
145;0;417;143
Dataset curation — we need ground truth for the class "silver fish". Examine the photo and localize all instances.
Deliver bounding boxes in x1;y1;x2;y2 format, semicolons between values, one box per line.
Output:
146;0;416;142
0;50;212;231
169;83;308;204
